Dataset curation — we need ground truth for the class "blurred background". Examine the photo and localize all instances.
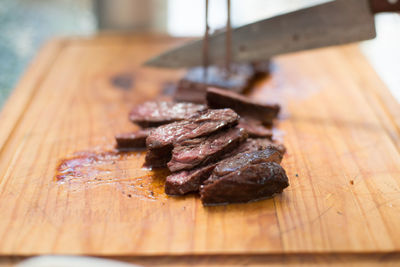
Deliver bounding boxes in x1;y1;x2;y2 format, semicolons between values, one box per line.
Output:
0;0;399;108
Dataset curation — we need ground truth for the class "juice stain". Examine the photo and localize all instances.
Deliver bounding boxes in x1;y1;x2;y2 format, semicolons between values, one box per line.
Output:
56;149;169;200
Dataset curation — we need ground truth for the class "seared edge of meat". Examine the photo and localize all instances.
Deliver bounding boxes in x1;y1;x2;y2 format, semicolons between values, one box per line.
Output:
208;147;283;181
115;128;154;150
238;118;272;139
165;164;216;195
200;161;289;205
165;142;283;196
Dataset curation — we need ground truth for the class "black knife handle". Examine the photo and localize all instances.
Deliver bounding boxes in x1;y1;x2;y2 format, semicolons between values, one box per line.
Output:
369;0;400;13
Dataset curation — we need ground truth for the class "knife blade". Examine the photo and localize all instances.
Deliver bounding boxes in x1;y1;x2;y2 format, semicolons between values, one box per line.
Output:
145;0;377;68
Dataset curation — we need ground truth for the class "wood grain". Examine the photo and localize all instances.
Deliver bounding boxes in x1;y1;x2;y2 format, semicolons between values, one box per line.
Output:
0;39;65;156
2;253;400;267
0;36;400;264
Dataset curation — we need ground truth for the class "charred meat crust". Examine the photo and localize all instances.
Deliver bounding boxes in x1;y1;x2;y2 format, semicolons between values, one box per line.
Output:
200;161;289;205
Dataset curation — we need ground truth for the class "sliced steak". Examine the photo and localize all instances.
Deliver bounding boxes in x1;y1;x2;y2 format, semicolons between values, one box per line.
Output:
115;128;154;150
146;108;239;150
238;118;272;139
144;147;172;168
145;108;239;168
165;140;282;195
165;164;216;195
208;148;283;181
200;161;289;205
168;127;248;172
174;64;260;103
129;101;207;127
206;87;280;125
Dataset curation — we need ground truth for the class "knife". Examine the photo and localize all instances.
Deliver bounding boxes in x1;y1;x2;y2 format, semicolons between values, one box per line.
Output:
145;0;400;68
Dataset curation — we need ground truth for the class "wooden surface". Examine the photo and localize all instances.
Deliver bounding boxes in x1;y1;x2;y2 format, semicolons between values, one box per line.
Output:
2;253;400;267
1;35;400;265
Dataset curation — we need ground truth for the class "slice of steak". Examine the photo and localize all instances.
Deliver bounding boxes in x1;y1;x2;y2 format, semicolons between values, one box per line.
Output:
145;108;239;168
129;101;207;127
165;140;281;196
165;164;216;195
208;148;283;182
174;64;259;103
206;87;280;125
200;161;289;205
144;147;172;168
146;108;239;150
168;127;248;172
238;118;272;139
238;138;286;155
115;128;154;150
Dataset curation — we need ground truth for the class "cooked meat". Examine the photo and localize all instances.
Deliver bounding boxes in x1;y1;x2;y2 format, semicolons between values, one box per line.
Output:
165;140;282;196
174;64;260;103
270;143;286;155
168;127;247;172
200;155;288;205
208;148;283;181
144;108;239;168
238;138;286;155
144;147;172;168
129;101;207;127
115;128;154;150
238;118;272;139
165;164;216;195
206;87;280;125
116;58;287;205
146;108;239;150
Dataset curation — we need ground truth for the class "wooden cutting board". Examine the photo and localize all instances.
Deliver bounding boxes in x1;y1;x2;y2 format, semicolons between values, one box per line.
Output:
1;35;400;266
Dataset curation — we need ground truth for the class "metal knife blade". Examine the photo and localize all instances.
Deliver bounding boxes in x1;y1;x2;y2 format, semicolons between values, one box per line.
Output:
145;0;376;68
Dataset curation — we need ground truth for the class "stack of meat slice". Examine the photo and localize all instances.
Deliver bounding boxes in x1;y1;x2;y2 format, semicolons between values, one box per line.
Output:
145;108;240;168
115;87;289;205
